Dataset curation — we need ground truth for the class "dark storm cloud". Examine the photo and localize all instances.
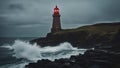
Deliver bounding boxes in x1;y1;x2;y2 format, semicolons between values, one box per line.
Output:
0;0;120;37
62;0;120;24
8;4;24;11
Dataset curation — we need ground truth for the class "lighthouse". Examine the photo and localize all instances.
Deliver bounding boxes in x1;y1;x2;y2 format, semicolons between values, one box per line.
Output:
51;6;62;33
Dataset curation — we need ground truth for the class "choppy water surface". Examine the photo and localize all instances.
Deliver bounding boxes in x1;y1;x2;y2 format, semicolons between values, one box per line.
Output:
0;39;87;68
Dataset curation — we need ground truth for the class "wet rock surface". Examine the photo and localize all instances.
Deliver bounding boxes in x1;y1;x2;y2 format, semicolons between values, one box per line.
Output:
25;50;120;68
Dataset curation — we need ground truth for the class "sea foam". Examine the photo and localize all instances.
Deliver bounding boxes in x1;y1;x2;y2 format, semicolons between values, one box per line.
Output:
2;40;87;61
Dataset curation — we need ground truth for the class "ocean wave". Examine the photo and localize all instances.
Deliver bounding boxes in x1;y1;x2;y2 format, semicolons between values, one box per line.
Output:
0;40;87;68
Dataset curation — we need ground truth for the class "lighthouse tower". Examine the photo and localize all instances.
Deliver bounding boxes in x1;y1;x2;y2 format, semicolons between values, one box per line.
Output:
51;6;61;33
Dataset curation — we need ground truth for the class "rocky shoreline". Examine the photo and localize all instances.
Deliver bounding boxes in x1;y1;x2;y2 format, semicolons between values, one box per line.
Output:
25;49;120;68
27;23;120;68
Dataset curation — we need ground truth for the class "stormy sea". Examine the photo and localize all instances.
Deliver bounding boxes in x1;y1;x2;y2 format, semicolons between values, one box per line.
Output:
0;37;87;68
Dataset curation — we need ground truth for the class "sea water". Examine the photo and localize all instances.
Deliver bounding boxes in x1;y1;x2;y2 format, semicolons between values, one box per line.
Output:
0;38;87;68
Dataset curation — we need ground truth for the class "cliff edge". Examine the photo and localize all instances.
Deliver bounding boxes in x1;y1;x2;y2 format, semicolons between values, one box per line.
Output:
30;22;120;51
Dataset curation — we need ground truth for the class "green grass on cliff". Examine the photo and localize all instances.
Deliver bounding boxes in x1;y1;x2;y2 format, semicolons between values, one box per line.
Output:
53;22;120;36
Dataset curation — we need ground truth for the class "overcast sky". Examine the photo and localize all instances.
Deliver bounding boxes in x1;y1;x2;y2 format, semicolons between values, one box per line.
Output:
0;0;120;37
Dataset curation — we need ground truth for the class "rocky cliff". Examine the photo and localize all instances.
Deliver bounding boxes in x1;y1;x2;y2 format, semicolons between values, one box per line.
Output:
30;22;120;51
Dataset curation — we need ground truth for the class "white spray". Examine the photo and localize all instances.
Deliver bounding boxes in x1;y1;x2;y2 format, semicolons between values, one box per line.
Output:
0;40;87;68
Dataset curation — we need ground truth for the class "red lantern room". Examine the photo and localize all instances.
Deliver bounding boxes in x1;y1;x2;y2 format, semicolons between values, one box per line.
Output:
54;6;59;14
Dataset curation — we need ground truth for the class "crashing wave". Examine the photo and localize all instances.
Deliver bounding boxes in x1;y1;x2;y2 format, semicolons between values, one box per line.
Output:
1;40;87;61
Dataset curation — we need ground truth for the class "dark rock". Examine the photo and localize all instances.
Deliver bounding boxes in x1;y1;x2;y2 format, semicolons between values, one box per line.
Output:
25;49;120;68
